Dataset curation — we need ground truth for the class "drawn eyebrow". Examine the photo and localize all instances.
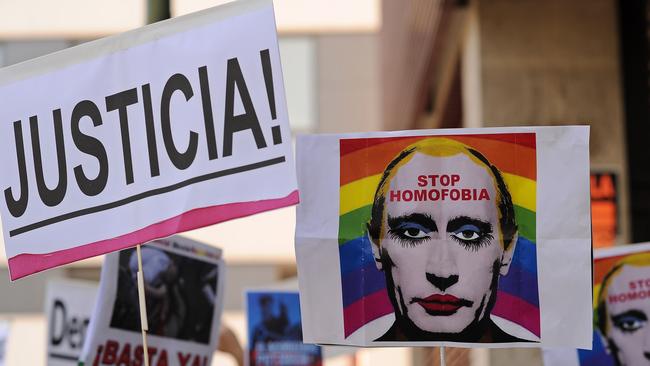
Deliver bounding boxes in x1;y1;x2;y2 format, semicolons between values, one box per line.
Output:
612;309;648;323
387;213;438;232
446;216;493;233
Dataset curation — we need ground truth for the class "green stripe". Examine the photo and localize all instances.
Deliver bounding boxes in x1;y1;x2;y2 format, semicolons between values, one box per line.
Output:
514;205;535;242
339;205;372;244
338;204;536;245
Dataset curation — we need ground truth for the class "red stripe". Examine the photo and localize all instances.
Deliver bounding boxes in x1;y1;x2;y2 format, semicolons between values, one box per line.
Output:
340;133;536;156
8;190;300;280
492;290;541;337
343;289;393;337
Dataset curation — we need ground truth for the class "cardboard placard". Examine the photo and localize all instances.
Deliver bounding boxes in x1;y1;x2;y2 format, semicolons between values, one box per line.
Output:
79;236;225;366
0;0;298;280
246;290;321;366
544;242;650;366
45;279;98;365
295;126;592;348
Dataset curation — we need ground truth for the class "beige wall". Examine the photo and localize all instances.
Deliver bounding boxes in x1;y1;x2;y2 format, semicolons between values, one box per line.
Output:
475;0;625;363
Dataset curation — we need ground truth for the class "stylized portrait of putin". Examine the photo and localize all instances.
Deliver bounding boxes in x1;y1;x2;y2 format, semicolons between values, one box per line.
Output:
596;253;650;366
366;138;526;342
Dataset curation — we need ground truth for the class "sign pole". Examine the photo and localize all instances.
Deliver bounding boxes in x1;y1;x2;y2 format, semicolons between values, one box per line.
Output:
439;346;446;366
136;244;150;366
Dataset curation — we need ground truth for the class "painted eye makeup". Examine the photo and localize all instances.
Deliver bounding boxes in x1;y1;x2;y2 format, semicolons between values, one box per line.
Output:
612;310;648;333
387;213;437;247
447;216;493;251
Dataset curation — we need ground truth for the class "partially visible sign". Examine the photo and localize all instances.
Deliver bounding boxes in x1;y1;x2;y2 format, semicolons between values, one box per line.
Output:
0;321;8;366
246;291;321;366
591;172;618;248
543;243;650;366
79;236;225;366
0;0;298;280
45;279;98;365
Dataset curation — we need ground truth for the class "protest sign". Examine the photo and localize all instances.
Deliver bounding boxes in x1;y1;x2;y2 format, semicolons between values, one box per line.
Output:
246;290;321;366
543;242;650;366
295;126;592;348
0;321;8;366
79;235;225;366
45;279;98;365
0;0;298;280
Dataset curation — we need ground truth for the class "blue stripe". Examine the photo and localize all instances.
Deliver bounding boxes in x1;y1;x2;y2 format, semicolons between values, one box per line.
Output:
577;332;615;365
498;263;539;307
341;263;387;307
510;236;537;275
339;236;375;275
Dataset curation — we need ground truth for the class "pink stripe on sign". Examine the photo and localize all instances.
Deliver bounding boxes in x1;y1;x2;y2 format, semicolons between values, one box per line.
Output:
492;290;541;337
8;190;299;280
343;289;393;337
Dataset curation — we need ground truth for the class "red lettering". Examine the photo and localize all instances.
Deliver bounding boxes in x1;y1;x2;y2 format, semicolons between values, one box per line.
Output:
417;175;427;187
461;189;471;200
389;190;400;202
102;340;119;364
156;350;168;366
440;175;450;186
441;189;449;200
402;190;413;201
428;189;439;200
428;175;438;186
451;174;460;186
134;346;144;366
93;345;103;366
450;189;460;200
148;347;158;364
631;281;637;290
178;353;192;366
191;355;201;366
117;343;131;366
609;295;618;304
414;190;426;201
478;189;490;200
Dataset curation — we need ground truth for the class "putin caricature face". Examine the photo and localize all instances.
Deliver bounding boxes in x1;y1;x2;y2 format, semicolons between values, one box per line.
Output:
367;138;521;342
597;254;650;366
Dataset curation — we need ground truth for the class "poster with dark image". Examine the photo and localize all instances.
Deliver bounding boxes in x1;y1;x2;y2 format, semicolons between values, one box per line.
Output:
109;245;219;344
247;291;321;366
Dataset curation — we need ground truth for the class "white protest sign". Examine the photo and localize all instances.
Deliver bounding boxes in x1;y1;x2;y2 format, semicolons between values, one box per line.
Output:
0;0;298;280
295;126;592;348
79;235;225;366
0;321;8;366
45;279;98;365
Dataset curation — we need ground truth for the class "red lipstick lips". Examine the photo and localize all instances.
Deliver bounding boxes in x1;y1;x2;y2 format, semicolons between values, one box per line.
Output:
416;294;466;314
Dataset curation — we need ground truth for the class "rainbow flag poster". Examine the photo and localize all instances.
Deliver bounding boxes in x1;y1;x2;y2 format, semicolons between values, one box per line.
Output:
295;127;592;348
338;134;539;341
544;242;650;366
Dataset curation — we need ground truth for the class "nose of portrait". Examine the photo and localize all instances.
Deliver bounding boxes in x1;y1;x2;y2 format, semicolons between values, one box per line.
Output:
425;241;459;292
426;272;459;292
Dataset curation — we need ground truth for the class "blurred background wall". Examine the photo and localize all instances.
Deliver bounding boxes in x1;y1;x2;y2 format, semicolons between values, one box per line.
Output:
0;0;647;365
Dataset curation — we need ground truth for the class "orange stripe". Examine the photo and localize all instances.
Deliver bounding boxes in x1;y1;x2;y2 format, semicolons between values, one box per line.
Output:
340;136;536;186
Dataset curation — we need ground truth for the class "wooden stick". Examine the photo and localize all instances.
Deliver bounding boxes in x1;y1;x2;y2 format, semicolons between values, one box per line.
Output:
440;346;446;366
136;244;150;366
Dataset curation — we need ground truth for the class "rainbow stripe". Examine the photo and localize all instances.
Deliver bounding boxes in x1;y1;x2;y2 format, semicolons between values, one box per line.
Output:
337;134;539;338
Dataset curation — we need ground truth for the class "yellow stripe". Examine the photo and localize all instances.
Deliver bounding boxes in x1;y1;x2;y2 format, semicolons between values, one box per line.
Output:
340;173;537;215
503;173;536;212
593;283;602;309
340;174;381;215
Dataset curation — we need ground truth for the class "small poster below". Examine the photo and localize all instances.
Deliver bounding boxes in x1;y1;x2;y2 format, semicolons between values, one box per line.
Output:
45;279;98;365
246;291;321;366
79;236;225;366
